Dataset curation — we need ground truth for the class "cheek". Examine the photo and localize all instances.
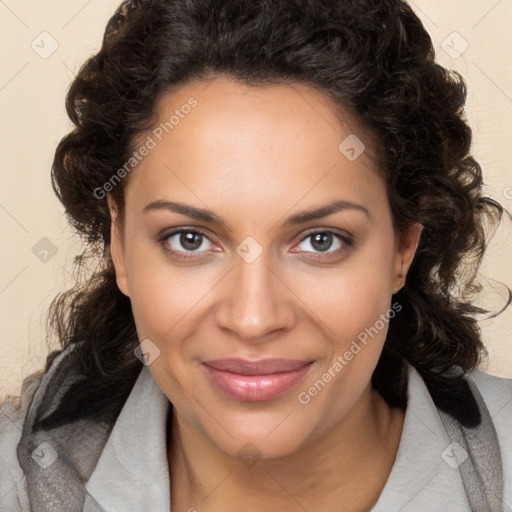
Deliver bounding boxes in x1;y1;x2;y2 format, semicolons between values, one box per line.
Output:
123;238;233;361
125;252;212;341
121;238;177;334
290;233;396;344
293;247;397;427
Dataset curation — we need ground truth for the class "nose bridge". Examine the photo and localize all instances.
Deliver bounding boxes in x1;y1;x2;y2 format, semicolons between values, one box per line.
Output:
215;244;294;340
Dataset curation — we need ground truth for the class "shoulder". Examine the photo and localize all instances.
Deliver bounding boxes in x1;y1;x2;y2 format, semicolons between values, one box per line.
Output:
469;368;512;407
468;367;512;435
468;368;512;429
467;368;512;507
0;371;44;511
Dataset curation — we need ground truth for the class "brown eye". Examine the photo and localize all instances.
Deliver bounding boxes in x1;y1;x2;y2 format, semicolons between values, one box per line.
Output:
310;232;335;252
178;231;203;251
161;229;215;256
294;230;352;255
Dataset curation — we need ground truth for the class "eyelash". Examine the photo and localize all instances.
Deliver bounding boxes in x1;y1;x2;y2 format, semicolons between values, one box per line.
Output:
157;227;354;261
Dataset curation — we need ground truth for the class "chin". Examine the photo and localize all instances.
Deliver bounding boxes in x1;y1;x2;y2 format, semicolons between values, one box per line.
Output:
196;409;315;462
219;431;308;464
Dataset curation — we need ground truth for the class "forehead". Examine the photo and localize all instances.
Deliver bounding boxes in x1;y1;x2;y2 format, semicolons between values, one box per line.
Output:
124;76;386;219
144;75;374;159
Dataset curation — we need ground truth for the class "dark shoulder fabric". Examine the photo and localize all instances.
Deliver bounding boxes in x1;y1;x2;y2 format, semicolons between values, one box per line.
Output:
16;342;138;512
435;372;504;512
0;370;43;511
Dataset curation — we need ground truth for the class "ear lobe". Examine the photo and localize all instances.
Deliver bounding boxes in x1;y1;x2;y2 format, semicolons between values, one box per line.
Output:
107;194;130;297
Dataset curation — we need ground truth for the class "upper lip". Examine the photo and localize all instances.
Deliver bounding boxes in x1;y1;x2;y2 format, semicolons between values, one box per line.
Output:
202;358;313;375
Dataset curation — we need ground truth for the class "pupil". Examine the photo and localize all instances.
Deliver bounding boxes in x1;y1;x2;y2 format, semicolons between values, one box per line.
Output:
311;232;332;252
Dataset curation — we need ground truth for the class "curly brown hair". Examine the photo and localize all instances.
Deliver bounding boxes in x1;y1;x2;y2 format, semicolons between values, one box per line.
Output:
36;0;509;430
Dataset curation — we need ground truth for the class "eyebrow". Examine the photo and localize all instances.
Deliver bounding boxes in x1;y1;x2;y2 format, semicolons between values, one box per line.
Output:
143;198;371;228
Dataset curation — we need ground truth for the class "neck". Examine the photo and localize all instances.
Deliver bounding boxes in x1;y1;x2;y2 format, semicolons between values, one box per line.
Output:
168;383;405;512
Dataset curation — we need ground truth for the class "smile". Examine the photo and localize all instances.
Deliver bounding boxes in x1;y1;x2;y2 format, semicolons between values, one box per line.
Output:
201;358;314;401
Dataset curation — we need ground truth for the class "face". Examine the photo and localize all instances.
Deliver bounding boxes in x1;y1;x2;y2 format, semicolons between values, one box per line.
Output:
108;76;421;460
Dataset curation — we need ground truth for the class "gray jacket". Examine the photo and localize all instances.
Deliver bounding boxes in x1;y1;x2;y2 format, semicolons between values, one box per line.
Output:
1;341;511;511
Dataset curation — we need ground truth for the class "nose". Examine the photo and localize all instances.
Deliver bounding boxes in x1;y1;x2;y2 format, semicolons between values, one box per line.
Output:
215;248;296;342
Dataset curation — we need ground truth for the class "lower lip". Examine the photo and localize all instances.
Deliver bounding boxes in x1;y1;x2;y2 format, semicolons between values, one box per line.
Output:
201;363;313;402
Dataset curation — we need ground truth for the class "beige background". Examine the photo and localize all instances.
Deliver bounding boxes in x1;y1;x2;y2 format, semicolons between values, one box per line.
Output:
1;0;511;399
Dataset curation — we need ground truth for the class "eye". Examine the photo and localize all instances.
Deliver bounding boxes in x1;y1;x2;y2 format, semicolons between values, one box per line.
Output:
159;228;217;258
292;230;353;257
158;227;353;261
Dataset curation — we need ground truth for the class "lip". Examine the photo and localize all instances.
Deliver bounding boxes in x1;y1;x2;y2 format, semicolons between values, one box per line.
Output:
201;358;314;402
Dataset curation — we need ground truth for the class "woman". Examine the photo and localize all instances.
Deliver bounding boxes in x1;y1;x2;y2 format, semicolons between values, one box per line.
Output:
1;0;511;510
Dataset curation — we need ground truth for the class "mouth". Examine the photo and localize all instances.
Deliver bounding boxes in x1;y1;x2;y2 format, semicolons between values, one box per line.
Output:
201;358;314;402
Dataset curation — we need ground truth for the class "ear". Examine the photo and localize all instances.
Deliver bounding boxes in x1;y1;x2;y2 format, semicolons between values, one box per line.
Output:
392;222;423;294
107;194;130;297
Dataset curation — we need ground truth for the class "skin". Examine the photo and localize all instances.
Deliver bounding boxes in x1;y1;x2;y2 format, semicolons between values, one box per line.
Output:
108;75;423;511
